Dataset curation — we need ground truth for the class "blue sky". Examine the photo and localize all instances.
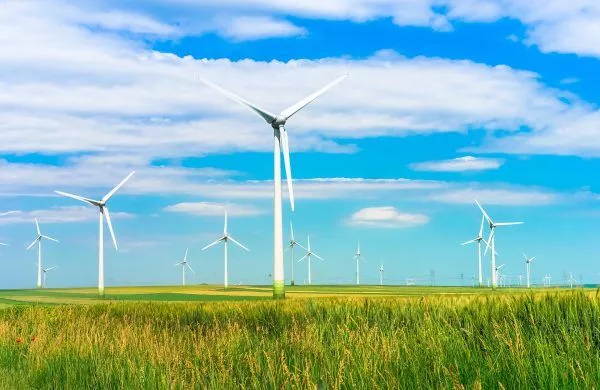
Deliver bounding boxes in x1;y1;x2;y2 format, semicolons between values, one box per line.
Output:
1;0;600;288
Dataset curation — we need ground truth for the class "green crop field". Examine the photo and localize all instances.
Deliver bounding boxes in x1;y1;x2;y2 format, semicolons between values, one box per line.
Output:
0;285;598;388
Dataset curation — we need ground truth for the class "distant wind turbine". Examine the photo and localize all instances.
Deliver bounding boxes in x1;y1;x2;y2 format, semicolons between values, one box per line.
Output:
42;266;57;288
523;252;536;288
298;236;323;285
461;215;493;287
475;200;523;288
354;242;365;285
199;75;347;299
379;263;384;286
202;210;249;289
286;222;306;286
55;171;135;297
495;264;506;287
27;218;59;289
174;248;194;286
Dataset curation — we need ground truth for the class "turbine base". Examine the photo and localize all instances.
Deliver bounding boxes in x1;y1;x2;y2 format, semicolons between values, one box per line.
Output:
273;280;285;299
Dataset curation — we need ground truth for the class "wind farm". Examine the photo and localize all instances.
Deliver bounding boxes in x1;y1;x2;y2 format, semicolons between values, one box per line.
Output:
2;0;600;387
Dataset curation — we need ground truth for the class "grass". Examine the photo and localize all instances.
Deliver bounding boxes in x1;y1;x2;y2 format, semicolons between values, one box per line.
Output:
0;285;598;388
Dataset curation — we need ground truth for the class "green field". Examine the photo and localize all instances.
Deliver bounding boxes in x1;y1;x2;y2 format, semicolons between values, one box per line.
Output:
0;285;598;388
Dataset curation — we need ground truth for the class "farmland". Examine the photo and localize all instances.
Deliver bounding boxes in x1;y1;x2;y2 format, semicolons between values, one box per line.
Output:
0;286;598;388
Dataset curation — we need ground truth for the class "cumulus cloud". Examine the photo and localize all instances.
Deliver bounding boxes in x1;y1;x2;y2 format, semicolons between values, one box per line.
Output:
164;202;264;216
410;156;504;172
347;207;429;228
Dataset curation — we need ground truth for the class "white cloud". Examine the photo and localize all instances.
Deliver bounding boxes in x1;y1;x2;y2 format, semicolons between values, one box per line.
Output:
347;206;429;228
0;206;133;225
410;156;504;172
216;16;307;40
2;0;600;159
429;187;558;205
164;202;265;216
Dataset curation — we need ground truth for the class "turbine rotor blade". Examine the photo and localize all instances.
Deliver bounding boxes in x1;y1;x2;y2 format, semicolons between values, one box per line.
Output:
41;235;59;243
186;263;195;274
495;222;524;226
294;242;308;251
290;221;295;241
103;207;118;250
26;239;38;250
228;236;250;251
280;126;295;211
474;199;493;225
102;171;135;203
297;254;308;263
55;191;100;206
202;237;224;251
198;78;277;124
280;74;348;120
461;239;477;246
35;218;40;235
45;266;57;272
0;211;18;217
484;229;495;256
312;252;324;261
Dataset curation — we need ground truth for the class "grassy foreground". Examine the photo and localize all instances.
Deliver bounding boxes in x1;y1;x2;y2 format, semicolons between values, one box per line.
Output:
0;289;599;388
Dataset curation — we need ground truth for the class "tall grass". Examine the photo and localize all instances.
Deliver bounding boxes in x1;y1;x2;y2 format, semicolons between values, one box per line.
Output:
0;291;599;388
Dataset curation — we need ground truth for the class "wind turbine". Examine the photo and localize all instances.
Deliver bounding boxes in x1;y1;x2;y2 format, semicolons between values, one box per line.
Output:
495;264;506;287
354;242;365;285
55;171;135;297
523;252;536;288
202;210;249;289
567;273;578;288
287;222;306;286
475;200;523;288
26;218;59;289
461;215;493;287
174;248;194;286
199;75;347;299
298;236;323;285
42;266;57;288
379;263;384;286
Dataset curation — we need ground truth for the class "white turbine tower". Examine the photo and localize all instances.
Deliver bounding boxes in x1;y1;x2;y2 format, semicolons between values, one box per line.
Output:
42;266;57;288
175;248;194;286
199;75;347;298
298;236;323;285
202;210;249;289
379;263;384;286
26;218;59;289
354;242;365;285
287;222;306;286
461;216;493;287
55;171;135;297
475;200;523;288
524;252;536;288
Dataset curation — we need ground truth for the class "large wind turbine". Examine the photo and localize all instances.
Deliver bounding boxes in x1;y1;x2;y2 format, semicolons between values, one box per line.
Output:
287;222;306;286
354;242;365;285
175;248;194;286
55;171;135;297
475;200;523;288
42;265;57;288
202;210;249;289
199;75;347;298
27;218;59;288
298;236;323;285
524;252;536;288
461;216;491;287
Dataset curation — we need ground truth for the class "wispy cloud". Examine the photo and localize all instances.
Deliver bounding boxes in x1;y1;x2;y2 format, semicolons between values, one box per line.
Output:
0;206;134;225
410;156;504;172
429;188;559;206
215;16;307;41
164;202;264;217
347;207;429;228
